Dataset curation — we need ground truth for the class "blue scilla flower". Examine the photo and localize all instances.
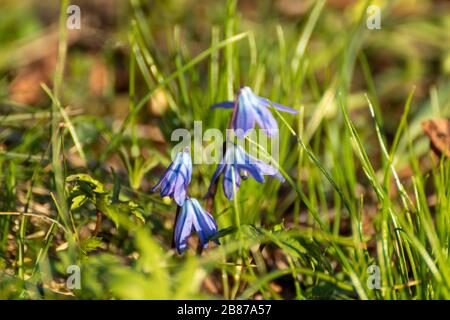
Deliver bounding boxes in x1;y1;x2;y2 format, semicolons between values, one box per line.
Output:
150;148;192;206
206;143;285;200
174;197;219;254
211;86;298;139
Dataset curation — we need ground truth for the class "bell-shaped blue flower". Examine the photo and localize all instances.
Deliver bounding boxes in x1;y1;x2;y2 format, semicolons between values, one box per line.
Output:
150;148;192;206
174;197;219;254
211;86;298;139
206;143;285;200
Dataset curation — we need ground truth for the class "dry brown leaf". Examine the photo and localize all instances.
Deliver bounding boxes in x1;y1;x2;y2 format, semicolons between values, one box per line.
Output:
9;69;47;105
422;118;450;158
89;57;109;97
327;0;356;9
202;275;219;294
276;0;310;16
8;49;56;105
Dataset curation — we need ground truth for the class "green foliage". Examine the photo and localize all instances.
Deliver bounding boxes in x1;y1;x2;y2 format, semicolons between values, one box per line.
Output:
66;173;145;228
80;237;103;255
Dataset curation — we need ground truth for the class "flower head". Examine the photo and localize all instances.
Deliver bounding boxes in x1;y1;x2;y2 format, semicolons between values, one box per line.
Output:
206;143;285;200
174;197;219;254
150;148;192;206
211;86;298;139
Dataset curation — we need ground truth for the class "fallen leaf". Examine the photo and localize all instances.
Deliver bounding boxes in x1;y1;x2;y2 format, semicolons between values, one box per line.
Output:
202;275;219;294
9;69;47;105
89;57;109;97
276;0;310;16
422;118;450;157
327;0;356;9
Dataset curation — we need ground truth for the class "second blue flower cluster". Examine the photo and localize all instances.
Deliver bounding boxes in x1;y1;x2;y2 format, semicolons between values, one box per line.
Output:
151;86;298;253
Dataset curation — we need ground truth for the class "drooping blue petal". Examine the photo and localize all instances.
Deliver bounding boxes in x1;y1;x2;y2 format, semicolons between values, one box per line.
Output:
149;172;166;193
173;176;188;207
149;153;178;193
243;146;285;183
251;101;279;137
174;198;219;254
249;158;285;183
210;101;235;109
150;149;192;206
205;162;226;198
238;86;297;138
232;93;256;139
232;143;246;165
210;86;297;139
222;165;234;200
232;144;265;182
172;152;192;205
255;95;298;114
190;198;219;247
238;163;265;183
212;143;285;199
222;164;241;200
174;200;195;253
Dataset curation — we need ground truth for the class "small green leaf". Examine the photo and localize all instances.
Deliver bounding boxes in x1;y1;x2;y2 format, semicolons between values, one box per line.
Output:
66;174;106;194
273;220;285;232
98;200;120;228
70;194;88;210
127;200;145;223
80;236;103;255
130;208;145;224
